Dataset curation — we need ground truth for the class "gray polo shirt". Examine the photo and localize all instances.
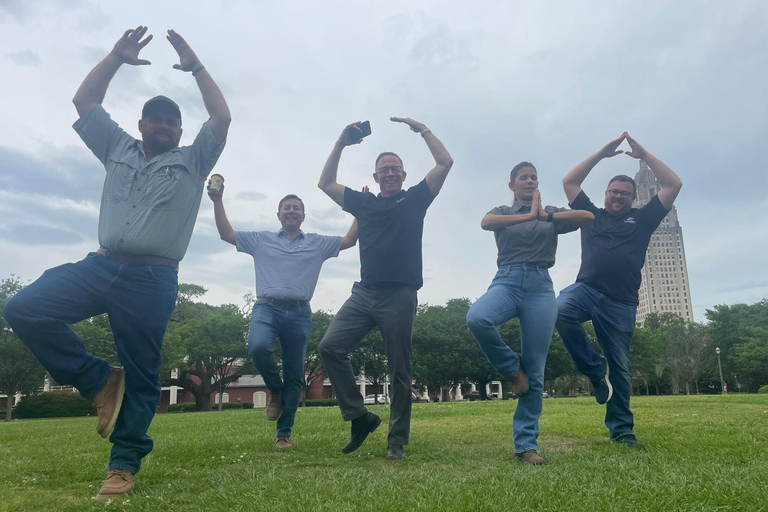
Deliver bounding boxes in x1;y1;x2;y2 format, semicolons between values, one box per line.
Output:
489;201;577;268
73;105;226;261
235;230;343;301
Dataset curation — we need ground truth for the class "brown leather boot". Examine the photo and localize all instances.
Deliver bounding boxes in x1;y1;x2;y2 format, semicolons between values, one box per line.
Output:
266;390;283;421
95;469;135;499
509;369;529;397
94;367;125;438
274;435;292;450
515;450;548;465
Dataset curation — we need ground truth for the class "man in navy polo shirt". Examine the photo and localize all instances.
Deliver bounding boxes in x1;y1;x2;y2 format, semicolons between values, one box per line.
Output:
208;185;358;450
556;132;682;448
317;117;454;460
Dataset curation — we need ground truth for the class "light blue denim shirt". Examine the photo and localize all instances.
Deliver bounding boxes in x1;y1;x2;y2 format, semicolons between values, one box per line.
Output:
235;230;343;301
73;105;226;261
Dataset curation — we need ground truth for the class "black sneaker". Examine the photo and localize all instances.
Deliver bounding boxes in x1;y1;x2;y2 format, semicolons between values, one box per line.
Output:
386;444;406;460
342;412;382;454
613;434;645;449
592;366;613;405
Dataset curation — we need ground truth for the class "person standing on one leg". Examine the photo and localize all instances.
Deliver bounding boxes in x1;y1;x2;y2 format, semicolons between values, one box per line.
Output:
556;132;682;448
317;118;453;460
2;27;230;499
466;162;593;465
208;183;358;450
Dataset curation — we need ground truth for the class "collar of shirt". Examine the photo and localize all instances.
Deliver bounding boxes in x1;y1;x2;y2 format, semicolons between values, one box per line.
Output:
511;200;532;214
277;229;305;240
377;190;407;201
135;140;183;166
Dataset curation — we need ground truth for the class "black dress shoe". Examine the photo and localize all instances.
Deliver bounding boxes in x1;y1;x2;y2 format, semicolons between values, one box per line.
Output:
386;444;406;460
342;412;382;454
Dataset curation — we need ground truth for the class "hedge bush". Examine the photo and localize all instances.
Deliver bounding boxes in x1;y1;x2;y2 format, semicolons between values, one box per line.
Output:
167;401;255;413
758;385;768;394
14;392;96;419
302;399;338;407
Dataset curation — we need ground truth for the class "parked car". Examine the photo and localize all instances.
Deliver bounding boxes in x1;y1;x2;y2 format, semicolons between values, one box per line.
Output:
363;394;388;405
543;392;549;398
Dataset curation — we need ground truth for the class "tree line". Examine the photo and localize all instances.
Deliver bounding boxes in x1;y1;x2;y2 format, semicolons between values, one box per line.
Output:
2;275;767;419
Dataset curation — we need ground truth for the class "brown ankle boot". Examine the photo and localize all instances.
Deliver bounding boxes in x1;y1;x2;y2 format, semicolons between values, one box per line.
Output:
509;369;529;397
515;450;548;465
94;367;125;438
95;469;134;499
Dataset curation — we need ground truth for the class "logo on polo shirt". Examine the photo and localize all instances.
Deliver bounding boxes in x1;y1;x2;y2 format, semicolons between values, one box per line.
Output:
625;217;636;224
396;197;406;203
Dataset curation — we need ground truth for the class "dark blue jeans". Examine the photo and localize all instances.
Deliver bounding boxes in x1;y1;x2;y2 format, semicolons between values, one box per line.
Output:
2;253;178;473
466;265;557;453
247;303;313;437
555;282;636;440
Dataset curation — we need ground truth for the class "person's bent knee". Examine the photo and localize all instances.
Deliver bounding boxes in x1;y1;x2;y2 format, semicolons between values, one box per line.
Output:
466;307;492;333
2;294;31;330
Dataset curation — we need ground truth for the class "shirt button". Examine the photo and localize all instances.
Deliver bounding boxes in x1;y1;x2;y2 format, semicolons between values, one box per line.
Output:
120;238;124;242
125;222;130;225
137;188;142;191
132;205;136;208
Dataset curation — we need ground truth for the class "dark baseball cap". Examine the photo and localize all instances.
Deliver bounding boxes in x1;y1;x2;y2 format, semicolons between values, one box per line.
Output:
142;96;182;121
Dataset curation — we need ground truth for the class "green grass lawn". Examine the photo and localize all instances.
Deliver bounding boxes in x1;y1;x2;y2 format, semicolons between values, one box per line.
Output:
1;395;767;511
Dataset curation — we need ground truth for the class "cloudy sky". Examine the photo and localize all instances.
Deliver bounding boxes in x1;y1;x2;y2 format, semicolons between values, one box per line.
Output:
1;1;766;321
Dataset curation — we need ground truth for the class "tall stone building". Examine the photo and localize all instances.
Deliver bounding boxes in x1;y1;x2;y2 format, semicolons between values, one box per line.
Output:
633;161;694;324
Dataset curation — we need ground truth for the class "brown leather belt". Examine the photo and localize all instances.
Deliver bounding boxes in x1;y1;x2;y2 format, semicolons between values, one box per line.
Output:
97;248;179;270
256;298;309;308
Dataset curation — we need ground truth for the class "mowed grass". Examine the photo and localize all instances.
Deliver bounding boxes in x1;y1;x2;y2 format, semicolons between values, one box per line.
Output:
1;395;767;511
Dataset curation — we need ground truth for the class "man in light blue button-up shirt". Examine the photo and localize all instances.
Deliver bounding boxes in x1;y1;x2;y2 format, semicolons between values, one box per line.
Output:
2;26;230;499
210;185;358;450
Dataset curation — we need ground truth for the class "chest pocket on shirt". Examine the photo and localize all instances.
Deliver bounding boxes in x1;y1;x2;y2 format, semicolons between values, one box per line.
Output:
143;165;189;211
105;160;137;203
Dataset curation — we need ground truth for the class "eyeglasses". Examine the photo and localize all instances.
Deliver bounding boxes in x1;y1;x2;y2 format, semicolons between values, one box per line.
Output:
607;189;633;198
376;166;403;175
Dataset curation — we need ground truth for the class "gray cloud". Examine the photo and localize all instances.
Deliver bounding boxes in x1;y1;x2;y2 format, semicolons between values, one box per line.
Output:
5;49;40;66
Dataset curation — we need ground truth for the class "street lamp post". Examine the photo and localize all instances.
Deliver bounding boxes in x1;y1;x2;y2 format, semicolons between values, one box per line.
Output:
716;347;726;395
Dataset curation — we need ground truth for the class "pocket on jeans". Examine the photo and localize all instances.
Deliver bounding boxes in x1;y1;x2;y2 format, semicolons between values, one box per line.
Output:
148;265;178;287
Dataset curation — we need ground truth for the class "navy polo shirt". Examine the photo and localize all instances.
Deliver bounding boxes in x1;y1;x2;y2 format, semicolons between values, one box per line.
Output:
570;190;668;305
343;179;435;289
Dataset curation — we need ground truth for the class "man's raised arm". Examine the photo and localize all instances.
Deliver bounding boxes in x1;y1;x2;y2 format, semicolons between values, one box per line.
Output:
207;182;236;245
562;133;627;203
391;117;454;196
73;26;153;118
167;30;231;143
318;123;364;208
624;133;682;210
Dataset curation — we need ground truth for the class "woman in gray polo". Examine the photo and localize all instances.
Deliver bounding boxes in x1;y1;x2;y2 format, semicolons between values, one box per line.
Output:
465;161;593;465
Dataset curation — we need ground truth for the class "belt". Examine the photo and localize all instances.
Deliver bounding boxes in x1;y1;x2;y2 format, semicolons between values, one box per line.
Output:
97;248;179;270
256;298;309;308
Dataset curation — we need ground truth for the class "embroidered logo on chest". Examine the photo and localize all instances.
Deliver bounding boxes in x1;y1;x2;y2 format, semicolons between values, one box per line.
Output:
624;217;636;224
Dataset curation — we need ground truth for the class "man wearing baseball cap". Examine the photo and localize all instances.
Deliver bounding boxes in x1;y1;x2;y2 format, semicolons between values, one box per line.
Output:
2;26;230;499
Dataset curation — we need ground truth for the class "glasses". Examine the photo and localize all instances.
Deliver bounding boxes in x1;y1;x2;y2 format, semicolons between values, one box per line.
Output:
376;166;403;175
607;189;633;198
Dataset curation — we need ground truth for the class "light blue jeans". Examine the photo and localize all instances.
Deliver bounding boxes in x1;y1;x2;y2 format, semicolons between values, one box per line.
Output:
248;303;313;437
466;264;557;453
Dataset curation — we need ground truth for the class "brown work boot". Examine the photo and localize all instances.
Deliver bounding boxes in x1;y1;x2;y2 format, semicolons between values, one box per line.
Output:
94;367;125;438
509;369;529;397
515;450;548;465
95;469;135;500
274;435;292;450
266;390;283;421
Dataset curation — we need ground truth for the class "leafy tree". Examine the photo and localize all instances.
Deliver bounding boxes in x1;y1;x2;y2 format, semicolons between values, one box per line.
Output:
663;320;710;395
352;329;388;403
302;310;333;405
731;326;768;392
0;276;46;421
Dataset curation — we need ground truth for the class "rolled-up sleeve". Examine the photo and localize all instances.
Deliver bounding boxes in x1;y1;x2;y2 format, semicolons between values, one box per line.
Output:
185;121;227;182
72;105;132;168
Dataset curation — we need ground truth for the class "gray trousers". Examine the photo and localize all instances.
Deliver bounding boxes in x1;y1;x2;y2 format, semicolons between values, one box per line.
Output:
319;282;418;446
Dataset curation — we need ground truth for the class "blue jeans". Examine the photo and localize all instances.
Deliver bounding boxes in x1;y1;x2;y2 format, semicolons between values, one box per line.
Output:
555;282;637;440
2;253;178;474
248;303;313;437
466;264;557;453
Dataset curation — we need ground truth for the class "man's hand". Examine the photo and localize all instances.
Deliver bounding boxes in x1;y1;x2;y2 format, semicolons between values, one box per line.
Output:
336;122;366;147
391;117;427;134
167;29;203;72
597;132;627;160
533;191;547;220
207;180;224;202
624;133;648;160
110;26;153;66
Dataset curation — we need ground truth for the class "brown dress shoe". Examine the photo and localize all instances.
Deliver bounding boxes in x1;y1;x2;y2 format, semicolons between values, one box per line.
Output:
509;369;529;397
274;435;292;450
266;390;283;421
95;469;135;499
94;367;125;438
515;450;548;465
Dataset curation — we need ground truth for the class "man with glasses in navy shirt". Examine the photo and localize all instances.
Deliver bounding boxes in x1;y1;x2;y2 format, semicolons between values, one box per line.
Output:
556;132;682;448
317;117;453;461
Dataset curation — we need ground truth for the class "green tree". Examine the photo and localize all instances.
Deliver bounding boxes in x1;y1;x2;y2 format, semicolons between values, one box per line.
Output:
352;329;388;403
0;276;46;421
302;310;333;405
731;326;768;392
